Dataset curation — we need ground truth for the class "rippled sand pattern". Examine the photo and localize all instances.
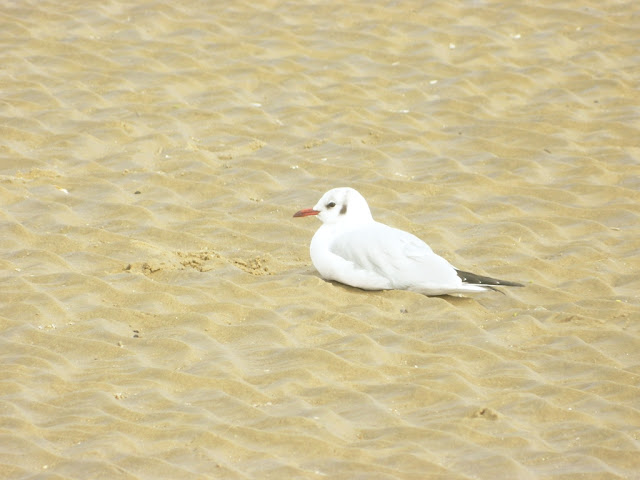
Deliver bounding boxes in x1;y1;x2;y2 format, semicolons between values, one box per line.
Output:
2;1;639;478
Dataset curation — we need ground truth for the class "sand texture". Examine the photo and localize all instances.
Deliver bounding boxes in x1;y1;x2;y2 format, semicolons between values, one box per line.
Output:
1;1;639;479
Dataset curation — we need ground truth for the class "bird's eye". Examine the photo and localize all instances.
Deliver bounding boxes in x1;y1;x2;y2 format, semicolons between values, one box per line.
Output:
326;202;336;209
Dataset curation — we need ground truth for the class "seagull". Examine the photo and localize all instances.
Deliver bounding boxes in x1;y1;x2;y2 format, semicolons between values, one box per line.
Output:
293;187;523;296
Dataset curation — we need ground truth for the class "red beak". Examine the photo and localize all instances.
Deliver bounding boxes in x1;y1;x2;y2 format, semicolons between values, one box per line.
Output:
293;208;320;218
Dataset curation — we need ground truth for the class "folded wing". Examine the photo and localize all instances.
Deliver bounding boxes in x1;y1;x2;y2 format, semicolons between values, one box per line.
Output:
329;222;462;291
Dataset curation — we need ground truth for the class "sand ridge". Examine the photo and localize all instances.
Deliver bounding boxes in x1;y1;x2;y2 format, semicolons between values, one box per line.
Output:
1;0;640;478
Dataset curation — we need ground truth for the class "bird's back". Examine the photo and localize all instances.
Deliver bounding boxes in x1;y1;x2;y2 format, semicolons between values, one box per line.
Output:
327;221;462;291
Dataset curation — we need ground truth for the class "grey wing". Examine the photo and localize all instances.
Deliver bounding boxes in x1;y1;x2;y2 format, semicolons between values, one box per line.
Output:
330;223;460;288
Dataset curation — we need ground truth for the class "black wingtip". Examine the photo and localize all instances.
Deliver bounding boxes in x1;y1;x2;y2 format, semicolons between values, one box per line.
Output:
455;269;524;288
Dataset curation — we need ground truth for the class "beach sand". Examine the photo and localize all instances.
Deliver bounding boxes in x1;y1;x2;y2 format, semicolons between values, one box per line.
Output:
1;1;639;478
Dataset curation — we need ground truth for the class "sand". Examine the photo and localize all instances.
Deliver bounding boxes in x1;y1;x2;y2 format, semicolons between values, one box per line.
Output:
1;1;639;478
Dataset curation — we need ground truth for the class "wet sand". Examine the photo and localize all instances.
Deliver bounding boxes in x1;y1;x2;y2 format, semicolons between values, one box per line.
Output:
1;1;639;478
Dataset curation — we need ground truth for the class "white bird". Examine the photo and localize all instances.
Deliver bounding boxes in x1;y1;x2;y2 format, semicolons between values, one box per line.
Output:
293;187;523;296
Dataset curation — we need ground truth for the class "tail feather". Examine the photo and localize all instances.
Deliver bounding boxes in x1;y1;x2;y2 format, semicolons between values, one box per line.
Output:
455;269;523;288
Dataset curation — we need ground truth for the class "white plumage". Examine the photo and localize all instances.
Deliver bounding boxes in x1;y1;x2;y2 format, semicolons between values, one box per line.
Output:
294;187;522;296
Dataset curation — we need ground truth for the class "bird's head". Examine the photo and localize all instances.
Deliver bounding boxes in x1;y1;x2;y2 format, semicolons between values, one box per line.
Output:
293;187;373;226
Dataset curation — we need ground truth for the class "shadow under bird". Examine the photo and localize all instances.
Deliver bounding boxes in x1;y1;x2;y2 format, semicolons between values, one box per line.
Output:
293;187;523;296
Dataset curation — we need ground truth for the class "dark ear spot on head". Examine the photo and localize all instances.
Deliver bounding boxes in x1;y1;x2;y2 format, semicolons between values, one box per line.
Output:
340;204;347;215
